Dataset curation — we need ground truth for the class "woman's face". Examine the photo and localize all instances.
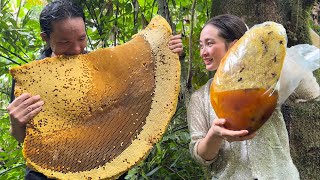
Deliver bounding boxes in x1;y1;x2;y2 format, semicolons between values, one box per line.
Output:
199;24;230;71
42;17;87;56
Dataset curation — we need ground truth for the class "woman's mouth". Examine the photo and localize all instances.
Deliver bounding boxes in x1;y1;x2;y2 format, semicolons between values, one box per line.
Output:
203;58;213;65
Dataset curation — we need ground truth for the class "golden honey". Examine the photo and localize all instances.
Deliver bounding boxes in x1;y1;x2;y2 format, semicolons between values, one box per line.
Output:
210;87;278;134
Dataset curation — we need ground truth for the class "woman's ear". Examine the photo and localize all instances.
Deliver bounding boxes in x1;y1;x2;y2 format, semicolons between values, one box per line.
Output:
40;32;49;42
227;39;238;50
230;39;238;47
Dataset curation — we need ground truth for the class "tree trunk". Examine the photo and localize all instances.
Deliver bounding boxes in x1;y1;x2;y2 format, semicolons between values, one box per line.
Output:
157;0;176;33
210;0;313;46
157;0;192;108
282;96;320;180
210;0;319;179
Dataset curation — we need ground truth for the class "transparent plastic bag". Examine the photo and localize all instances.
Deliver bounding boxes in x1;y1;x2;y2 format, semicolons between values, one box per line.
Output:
210;21;287;134
278;44;320;104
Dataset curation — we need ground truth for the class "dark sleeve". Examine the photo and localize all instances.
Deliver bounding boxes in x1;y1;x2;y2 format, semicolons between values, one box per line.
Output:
10;79;15;103
25;167;55;180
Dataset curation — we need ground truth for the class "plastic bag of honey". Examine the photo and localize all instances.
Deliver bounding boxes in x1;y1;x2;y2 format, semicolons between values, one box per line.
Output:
210;21;287;134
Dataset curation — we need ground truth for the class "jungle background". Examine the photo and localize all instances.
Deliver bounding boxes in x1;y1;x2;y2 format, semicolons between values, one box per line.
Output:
0;0;319;179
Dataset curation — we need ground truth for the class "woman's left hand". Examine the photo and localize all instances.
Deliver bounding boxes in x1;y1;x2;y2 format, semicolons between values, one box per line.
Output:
169;34;184;56
209;118;256;143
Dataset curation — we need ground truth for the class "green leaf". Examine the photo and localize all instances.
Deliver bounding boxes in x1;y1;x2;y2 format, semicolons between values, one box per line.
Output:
124;3;132;13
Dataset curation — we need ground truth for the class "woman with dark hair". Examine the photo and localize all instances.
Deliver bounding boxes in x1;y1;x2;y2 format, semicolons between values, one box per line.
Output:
8;0;183;143
187;14;319;179
7;0;183;179
39;0;87;58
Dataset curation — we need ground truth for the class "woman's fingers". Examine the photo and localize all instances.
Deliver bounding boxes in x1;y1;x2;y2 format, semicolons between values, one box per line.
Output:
7;94;43;126
241;132;257;140
170;47;183;54
212;118;256;142
169;42;182;50
21;106;43;124
222;129;256;142
213;118;226;126
12;94;41;111
170;34;182;41
7;93;32;110
169;34;184;55
169;39;182;48
19;100;44;122
221;129;249;137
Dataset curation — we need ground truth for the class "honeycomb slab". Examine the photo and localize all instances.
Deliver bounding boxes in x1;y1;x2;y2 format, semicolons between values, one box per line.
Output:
10;15;180;179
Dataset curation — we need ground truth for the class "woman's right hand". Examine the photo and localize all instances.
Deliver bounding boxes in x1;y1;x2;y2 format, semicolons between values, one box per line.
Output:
198;118;256;161
6;93;44;143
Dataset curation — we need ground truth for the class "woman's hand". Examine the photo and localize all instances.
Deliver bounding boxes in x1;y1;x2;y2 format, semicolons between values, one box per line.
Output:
209;118;256;142
7;93;44;143
169;34;184;56
198;118;256;161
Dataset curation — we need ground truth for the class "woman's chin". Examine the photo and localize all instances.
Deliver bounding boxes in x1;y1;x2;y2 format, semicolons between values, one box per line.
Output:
206;64;217;71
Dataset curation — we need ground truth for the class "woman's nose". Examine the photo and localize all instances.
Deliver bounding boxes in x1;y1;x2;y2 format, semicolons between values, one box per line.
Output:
200;47;208;57
68;43;83;55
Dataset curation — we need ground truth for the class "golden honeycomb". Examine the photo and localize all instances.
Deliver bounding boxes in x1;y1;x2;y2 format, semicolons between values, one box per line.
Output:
10;15;180;179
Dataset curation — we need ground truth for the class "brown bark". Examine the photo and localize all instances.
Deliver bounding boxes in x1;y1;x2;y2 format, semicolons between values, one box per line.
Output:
157;0;176;33
210;0;313;46
282;95;320;180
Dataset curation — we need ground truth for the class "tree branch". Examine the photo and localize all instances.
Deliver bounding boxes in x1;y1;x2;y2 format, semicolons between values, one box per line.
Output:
114;1;120;47
11;38;30;59
0;90;10;96
133;0;149;28
187;0;197;96
0;164;24;176
133;0;138;25
0;53;21;65
164;165;186;180
84;1;102;36
0;45;28;64
15;0;22;23
157;0;176;33
85;27;94;50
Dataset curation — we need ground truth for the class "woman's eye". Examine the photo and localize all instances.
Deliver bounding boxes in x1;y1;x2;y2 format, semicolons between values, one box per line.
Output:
79;36;87;41
207;42;213;46
59;41;69;44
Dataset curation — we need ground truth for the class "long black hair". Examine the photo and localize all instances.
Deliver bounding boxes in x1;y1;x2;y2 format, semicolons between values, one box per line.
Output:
204;14;247;48
40;0;85;57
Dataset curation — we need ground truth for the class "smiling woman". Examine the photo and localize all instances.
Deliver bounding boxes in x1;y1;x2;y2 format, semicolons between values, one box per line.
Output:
10;15;181;180
6;0;184;179
187;14;319;179
199;15;247;71
6;1;89;179
199;26;231;71
39;0;87;58
40;17;87;56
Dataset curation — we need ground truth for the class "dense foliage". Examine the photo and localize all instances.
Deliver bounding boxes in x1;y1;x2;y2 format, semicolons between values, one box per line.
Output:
1;0;318;179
